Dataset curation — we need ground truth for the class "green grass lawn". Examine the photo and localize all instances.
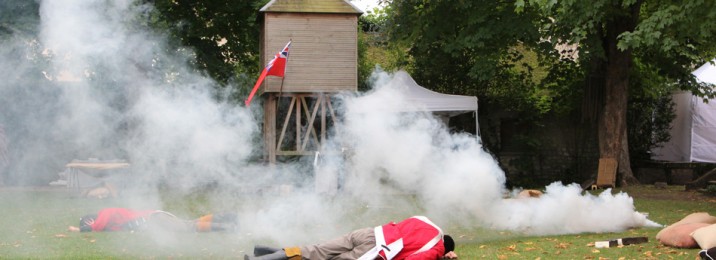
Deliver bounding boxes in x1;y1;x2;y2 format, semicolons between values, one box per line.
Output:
0;185;713;259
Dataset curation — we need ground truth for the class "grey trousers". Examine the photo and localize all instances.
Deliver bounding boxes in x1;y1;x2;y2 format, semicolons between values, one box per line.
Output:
300;227;376;260
143;211;195;232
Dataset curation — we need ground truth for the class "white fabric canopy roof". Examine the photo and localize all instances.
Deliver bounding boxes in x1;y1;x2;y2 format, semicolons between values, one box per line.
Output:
389;71;479;135
652;59;716;163
391;71;478;116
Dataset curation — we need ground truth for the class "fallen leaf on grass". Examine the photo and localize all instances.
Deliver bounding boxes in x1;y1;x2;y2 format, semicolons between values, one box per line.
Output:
54;234;67;238
479;245;487;249
497;255;508;260
89;239;96;243
555;242;570;249
586;242;595;247
643;251;653;257
505;244;517;251
592;249;600;253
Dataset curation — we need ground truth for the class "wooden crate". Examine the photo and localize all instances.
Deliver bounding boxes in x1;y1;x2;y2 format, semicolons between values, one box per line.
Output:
595;157;617;188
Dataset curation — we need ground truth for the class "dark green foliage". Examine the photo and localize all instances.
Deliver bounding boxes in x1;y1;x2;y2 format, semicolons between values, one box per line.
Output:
627;94;675;163
384;0;551;158
143;0;268;86
704;184;716;196
381;0;716;185
0;0;39;37
387;0;543;91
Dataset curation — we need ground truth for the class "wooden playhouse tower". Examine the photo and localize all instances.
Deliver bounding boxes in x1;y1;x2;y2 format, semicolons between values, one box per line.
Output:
258;0;362;163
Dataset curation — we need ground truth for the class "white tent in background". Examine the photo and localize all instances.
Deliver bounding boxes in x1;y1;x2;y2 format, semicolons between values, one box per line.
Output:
390;71;480;135
315;71;480;195
652;59;716;163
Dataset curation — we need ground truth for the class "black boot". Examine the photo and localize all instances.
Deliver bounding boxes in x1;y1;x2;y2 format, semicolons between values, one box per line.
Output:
701;247;716;260
244;250;287;260
254;245;281;256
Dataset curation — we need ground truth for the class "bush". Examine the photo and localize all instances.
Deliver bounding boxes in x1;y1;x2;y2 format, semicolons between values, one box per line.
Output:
703;184;716;196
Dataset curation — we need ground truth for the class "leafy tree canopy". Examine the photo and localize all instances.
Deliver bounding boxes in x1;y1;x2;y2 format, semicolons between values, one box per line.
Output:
384;0;716;185
522;0;716;96
385;0;551;114
144;0;269;85
0;1;39;37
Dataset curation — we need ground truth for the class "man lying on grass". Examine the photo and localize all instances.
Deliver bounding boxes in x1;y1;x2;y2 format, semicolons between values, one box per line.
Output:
67;207;238;233
244;215;458;260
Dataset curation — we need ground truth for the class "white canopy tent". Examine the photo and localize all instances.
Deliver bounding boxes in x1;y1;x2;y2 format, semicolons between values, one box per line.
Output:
652;59;716;163
314;71;479;194
390;71;480;136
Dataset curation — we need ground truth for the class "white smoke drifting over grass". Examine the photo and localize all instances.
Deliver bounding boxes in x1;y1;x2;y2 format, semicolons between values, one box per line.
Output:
491;184;661;235
323;71;661;236
0;0;659;253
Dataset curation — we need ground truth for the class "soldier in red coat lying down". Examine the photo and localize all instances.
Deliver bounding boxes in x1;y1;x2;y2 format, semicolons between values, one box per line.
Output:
245;215;458;260
67;207;238;233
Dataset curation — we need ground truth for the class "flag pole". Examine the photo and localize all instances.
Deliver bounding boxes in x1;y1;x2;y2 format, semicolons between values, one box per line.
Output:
276;39;291;130
278;39;292;98
246;40;291;107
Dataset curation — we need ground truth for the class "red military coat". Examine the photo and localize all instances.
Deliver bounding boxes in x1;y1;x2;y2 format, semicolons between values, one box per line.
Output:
90;208;157;231
360;216;445;260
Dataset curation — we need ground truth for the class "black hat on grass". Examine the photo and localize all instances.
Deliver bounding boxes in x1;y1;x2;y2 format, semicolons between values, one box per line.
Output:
79;214;98;232
443;235;455;254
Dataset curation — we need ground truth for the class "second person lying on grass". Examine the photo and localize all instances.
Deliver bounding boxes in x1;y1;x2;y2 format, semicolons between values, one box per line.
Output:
67;207;239;233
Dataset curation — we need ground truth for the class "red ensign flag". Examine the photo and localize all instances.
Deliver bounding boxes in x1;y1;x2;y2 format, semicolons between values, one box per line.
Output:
245;41;291;107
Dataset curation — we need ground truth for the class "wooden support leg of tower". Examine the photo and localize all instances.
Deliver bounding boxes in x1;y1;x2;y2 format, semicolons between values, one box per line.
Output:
320;94;326;145
295;95;301;152
300;95;321;151
264;94;277;164
276;96;296;156
267;93;340;161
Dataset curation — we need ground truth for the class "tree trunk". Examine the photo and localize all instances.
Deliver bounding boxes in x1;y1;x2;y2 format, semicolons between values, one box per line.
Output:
619;124;639;186
598;2;642;187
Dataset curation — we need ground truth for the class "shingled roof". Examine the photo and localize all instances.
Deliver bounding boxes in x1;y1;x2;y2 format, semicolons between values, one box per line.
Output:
260;0;363;14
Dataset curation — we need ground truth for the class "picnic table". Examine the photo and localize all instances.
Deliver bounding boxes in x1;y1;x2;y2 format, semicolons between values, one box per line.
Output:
65;159;129;194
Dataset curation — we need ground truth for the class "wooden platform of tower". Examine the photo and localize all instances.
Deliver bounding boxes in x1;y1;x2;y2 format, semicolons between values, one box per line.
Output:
258;0;362;163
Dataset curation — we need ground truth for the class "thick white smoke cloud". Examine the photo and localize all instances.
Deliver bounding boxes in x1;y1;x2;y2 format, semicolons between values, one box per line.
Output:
490;183;660;234
335;71;506;219
324;71;661;236
0;0;660;251
34;0;259;194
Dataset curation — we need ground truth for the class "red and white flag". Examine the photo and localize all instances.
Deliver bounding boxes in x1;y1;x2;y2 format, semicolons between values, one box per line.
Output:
245;41;291;106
